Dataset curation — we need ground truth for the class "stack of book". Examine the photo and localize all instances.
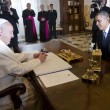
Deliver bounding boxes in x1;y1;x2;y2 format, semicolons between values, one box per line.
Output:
34;52;79;88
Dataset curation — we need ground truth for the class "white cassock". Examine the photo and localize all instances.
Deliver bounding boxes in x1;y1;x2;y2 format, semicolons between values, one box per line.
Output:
0;40;42;110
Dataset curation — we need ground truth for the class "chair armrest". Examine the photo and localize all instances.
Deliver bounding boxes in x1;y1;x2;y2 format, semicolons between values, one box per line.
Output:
0;83;26;109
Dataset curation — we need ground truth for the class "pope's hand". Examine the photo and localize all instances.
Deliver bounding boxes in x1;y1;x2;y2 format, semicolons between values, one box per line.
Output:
37;52;47;63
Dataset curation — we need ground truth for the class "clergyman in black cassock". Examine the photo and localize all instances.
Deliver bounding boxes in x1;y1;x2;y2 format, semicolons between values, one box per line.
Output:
22;3;38;43
38;4;49;42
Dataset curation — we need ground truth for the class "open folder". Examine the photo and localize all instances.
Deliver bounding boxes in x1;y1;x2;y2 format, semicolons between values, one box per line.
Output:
34;52;72;76
38;70;79;88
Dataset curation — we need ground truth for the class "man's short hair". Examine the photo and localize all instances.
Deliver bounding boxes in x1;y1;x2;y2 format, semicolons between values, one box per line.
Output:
96;11;110;18
50;4;53;6
27;3;31;6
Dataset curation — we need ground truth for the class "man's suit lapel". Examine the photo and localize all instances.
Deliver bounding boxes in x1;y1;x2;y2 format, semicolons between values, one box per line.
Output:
106;28;110;54
106;28;110;41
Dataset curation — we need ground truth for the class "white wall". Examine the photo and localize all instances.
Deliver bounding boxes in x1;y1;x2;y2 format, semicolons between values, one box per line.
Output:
107;0;110;7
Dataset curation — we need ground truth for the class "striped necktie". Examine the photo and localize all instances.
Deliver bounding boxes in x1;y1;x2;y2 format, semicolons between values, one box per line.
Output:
102;31;107;48
103;31;106;39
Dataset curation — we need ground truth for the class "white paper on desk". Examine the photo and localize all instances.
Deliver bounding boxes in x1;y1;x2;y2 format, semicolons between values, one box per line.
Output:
34;52;72;76
39;70;79;88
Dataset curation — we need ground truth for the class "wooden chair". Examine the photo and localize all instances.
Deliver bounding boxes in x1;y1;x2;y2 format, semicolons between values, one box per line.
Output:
0;83;26;110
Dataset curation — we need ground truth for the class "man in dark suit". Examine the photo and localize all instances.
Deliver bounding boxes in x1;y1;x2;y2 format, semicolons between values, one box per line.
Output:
95;11;110;60
48;4;57;39
100;0;110;12
38;4;49;42
90;0;110;49
0;0;20;53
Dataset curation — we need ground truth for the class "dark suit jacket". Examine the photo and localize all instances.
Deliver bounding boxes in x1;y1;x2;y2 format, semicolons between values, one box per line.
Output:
95;27;110;59
48;9;57;23
0;8;19;34
100;6;110;14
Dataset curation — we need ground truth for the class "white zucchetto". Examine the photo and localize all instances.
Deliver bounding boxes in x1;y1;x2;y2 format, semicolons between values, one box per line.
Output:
0;19;8;26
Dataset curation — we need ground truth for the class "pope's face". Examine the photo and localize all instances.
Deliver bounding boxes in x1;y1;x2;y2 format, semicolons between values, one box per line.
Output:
0;23;14;45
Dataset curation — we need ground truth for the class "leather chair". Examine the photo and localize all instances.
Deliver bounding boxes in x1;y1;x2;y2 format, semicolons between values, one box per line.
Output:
0;83;26;110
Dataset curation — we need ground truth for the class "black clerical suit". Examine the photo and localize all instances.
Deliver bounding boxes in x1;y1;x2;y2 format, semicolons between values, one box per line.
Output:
95;28;110;60
48;9;57;39
22;9;38;43
38;11;49;42
100;6;110;13
0;8;20;53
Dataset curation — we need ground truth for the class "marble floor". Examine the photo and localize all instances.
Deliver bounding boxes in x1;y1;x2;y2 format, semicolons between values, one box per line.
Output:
19;33;92;52
57;33;92;52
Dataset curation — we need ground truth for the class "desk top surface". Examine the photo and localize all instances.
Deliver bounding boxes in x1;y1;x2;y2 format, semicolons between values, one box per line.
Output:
20;40;110;110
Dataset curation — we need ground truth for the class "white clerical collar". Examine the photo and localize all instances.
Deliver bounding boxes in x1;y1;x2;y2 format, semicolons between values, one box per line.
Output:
0;40;13;53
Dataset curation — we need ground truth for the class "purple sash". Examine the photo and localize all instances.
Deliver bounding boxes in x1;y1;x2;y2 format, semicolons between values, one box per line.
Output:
26;16;37;36
45;21;49;39
40;17;49;39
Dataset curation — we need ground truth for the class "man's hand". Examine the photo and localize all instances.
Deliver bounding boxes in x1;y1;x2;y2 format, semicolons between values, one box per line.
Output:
41;18;45;21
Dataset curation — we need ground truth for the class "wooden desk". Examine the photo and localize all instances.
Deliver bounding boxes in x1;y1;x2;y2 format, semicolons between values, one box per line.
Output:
20;40;110;110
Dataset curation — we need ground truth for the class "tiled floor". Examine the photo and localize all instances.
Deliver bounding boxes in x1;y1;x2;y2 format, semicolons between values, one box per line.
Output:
58;33;92;51
19;33;92;52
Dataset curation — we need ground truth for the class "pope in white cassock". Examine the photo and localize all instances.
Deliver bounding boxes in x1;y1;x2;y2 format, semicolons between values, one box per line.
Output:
0;18;47;110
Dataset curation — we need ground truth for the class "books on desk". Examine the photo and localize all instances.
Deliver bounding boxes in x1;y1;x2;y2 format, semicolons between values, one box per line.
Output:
34;52;72;76
39;70;79;88
34;52;79;88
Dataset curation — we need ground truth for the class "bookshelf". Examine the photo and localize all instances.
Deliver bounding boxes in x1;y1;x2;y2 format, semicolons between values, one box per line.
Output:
60;0;84;34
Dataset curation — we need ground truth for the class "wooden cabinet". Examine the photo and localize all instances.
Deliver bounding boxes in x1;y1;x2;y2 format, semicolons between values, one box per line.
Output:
60;0;84;34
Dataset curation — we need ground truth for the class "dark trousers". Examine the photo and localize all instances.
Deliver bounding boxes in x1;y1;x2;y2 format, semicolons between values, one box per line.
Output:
49;22;56;39
8;32;20;53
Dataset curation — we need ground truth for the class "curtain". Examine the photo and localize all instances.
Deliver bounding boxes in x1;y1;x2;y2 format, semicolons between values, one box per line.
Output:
11;0;41;41
107;0;110;7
